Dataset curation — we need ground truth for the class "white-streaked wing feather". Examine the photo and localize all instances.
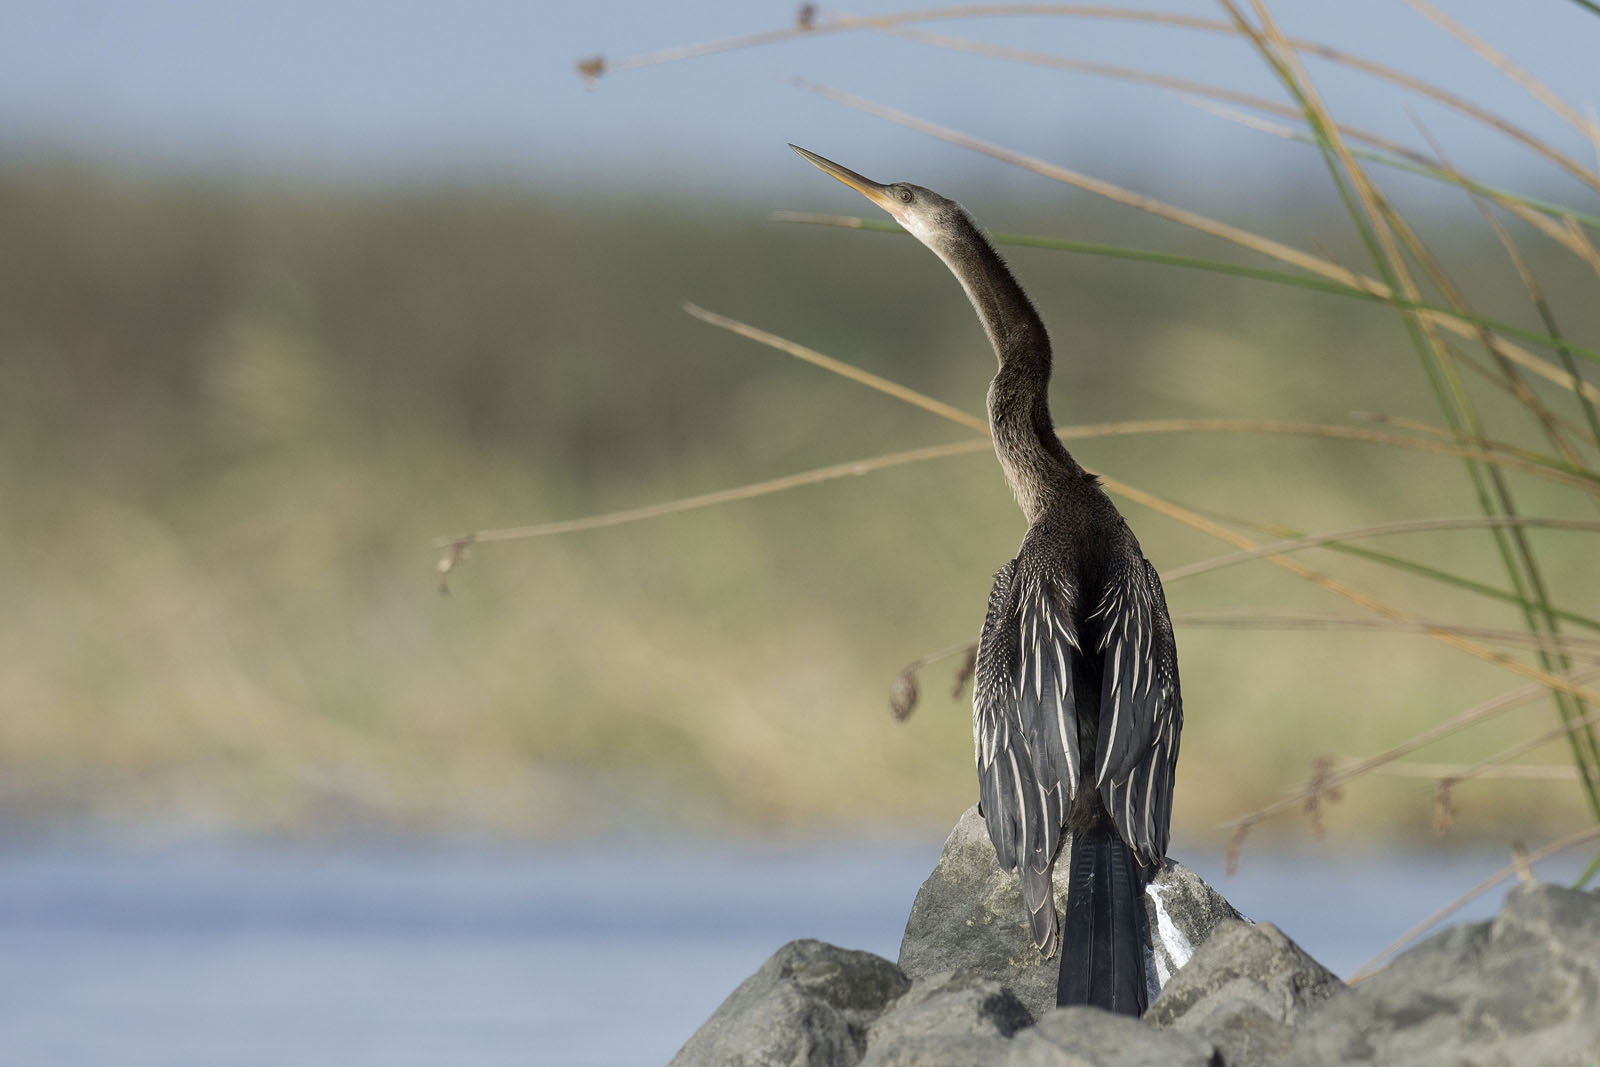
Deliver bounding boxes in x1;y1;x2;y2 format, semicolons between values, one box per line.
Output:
1016;571;1080;804
1094;556;1183;864
973;555;1083;953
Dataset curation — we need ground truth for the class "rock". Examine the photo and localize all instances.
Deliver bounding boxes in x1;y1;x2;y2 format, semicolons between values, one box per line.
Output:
1147;920;1346;1067
898;804;1243;1020
1288;883;1600;1066
870;979;1030;1049
1005;1006;1219;1066
859;971;1032;1066
672;798;1600;1067
867;970;1033;1043
857;1034;1018;1067
669;939;909;1067
1144;860;1244;988
672;812;1600;1067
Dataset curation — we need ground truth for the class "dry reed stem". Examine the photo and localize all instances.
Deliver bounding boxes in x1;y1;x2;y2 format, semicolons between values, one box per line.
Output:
1333;78;1600;806
1186;96;1438;165
1366;761;1579;781
1233;0;1432;381
1459;188;1590;464
455;302;1600;705
902;625;1600;724
1223;666;1600;843
793;77;1377;289
593;5;1600;191
780;210;1600;410
1347;822;1600;982
790;79;1600;406
684;308;1594;500
433;413;1597;567
1437;704;1600;791
595;6;1236;75
1442;336;1600;441
1451;154;1600;448
1383;333;1600;455
1446;333;1599;407
890;22;1600;265
1165;516;1600;582
882;24;1436;173
1172;610;1600;657
1235;0;1600;766
1400;0;1600;145
1288;33;1600;195
1407;120;1588;468
1067;420;1597;493
1355;411;1525;447
1560;215;1600;281
683;302;985;431
1195;99;1600;270
1109;480;1600;705
434;436;993;571
686;305;1599;492
1359;408;1598;458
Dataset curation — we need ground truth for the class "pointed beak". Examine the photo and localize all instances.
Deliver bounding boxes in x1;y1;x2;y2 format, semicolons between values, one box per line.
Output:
790;144;903;217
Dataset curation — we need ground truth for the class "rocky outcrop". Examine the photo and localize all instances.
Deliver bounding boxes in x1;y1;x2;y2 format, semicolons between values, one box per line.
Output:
857;970;1031;1067
898;805;1242;1020
1005;1007;1219;1066
1147;920;1346;1067
1286;883;1600;1067
667;939;908;1067
669;810;1600;1067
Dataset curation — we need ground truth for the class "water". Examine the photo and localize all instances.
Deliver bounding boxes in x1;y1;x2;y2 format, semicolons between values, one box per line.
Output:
0;834;1582;1066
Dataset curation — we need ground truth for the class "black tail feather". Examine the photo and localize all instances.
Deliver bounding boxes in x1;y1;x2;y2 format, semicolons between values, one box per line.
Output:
1056;827;1151;1015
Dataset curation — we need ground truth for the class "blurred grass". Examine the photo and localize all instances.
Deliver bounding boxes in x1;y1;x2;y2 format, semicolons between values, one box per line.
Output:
1;165;1595;845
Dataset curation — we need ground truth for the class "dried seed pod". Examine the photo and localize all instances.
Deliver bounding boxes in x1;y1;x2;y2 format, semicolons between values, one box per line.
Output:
949;643;978;699
1432;779;1457;836
890;668;920;721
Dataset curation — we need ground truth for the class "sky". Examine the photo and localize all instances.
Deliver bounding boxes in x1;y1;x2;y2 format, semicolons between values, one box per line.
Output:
0;1;1597;201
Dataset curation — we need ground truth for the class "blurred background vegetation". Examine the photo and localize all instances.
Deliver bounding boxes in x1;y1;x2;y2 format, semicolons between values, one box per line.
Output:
2;166;1592;848
4;2;1598;866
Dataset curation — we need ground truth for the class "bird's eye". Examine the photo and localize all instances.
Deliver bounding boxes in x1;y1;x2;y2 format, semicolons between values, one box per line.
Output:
898;188;914;204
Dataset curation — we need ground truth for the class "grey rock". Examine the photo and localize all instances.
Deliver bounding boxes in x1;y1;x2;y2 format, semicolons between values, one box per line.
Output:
1289;883;1600;1066
673;810;1600;1067
1143;860;1245;988
864;972;1036;1062
898;804;1243;1020
857;1034;1018;1067
1148;920;1346;1067
670;939;910;1067
1005;1006;1219;1067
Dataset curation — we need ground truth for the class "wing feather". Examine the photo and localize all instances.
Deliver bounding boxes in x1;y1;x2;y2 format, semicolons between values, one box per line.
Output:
1017;570;1080;803
973;555;1083;954
1094;555;1183;864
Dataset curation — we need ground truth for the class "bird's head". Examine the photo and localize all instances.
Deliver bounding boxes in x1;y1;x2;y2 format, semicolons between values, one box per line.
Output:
790;144;968;253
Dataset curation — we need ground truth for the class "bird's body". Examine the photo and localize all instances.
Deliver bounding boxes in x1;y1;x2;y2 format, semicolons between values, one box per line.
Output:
793;146;1183;1016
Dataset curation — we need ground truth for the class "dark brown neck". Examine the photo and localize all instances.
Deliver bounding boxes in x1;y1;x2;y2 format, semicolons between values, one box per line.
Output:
931;213;1081;519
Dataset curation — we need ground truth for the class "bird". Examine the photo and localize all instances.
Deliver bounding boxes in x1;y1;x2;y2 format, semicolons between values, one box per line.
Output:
792;145;1183;1016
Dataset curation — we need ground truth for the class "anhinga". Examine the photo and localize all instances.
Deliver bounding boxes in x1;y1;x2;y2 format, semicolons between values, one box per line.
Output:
792;146;1183;1016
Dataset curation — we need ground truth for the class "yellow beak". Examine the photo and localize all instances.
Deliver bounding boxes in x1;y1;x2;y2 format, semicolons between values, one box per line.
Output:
790;144;903;216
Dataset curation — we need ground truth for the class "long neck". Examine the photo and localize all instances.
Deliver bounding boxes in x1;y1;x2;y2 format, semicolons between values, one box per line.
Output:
930;215;1081;520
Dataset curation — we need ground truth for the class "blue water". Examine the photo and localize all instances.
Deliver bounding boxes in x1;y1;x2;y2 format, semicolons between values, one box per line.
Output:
0;835;1582;1066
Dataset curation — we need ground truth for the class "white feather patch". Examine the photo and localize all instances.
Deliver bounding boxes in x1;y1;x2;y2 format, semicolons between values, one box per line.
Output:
1147;880;1194;987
